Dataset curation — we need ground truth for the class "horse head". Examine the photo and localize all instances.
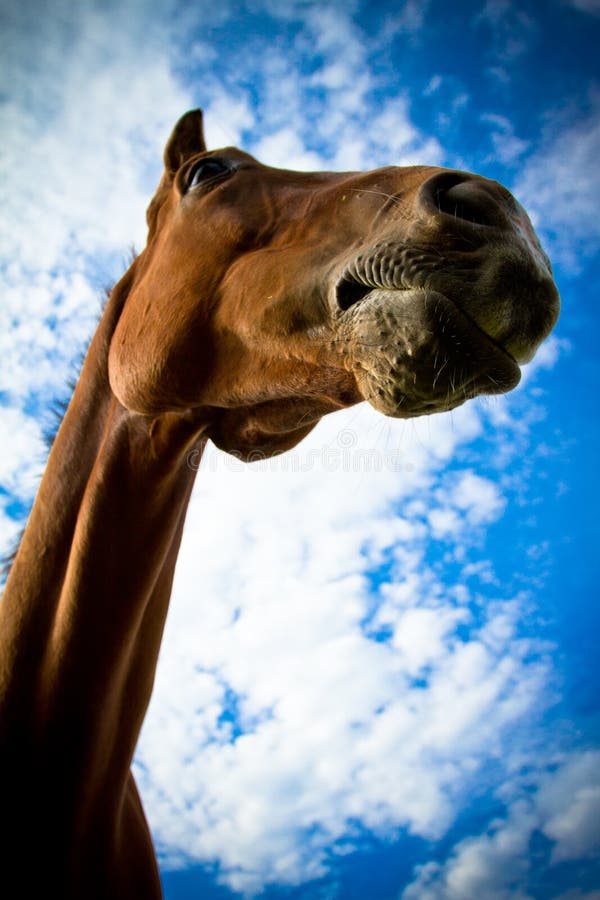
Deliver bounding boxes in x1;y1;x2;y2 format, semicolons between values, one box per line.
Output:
108;110;560;459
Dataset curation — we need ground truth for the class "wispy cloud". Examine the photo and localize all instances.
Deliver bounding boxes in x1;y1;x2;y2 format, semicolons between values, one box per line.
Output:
0;0;196;554
513;99;600;270
0;1;195;422
481;113;530;165
402;750;600;899
474;0;539;85
565;0;600;16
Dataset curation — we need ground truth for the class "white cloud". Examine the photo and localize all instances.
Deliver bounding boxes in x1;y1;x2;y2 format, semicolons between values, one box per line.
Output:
0;268;100;404
537;751;600;863
0;1;195;425
0;404;47;582
516;335;569;389
252;128;325;170
402;802;535;900
0;63;189;271
554;893;600;900
476;0;537;64
427;471;505;540
390;606;470;674
401;750;600;899
369;96;444;168
387;0;431;35
481;113;530;165
204;89;256;149
451;471;506;524
513;101;600;269
565;0;600;15
424;75;442;95
477;0;511;24
428;506;463;539
0;406;46;498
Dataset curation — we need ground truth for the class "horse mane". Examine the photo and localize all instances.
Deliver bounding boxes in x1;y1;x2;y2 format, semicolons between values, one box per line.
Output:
0;277;124;580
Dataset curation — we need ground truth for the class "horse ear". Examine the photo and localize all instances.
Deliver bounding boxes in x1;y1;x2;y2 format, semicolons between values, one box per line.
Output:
163;109;207;174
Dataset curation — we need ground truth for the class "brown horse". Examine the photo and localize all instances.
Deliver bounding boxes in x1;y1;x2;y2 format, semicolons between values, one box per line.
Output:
0;110;559;898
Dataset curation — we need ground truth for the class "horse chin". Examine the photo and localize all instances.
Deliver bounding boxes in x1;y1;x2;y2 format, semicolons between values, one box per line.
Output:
345;288;521;419
208;399;327;461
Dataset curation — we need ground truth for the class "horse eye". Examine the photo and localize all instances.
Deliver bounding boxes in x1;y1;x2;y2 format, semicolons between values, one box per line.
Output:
187;159;230;190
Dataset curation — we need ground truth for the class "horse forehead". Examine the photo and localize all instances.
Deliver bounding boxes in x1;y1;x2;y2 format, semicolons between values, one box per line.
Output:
253;160;435;198
190;149;435;197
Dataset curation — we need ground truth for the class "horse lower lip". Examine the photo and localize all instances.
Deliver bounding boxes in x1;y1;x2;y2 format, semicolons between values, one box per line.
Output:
347;288;522;408
428;291;522;390
342;283;519;369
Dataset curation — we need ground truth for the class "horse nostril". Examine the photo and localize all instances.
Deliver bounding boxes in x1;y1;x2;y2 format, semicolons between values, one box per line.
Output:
434;180;505;228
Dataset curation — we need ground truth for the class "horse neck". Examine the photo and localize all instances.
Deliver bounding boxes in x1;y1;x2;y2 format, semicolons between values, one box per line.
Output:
0;271;205;804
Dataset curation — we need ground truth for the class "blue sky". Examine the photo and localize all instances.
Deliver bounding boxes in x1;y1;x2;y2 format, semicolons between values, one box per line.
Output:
1;1;599;898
